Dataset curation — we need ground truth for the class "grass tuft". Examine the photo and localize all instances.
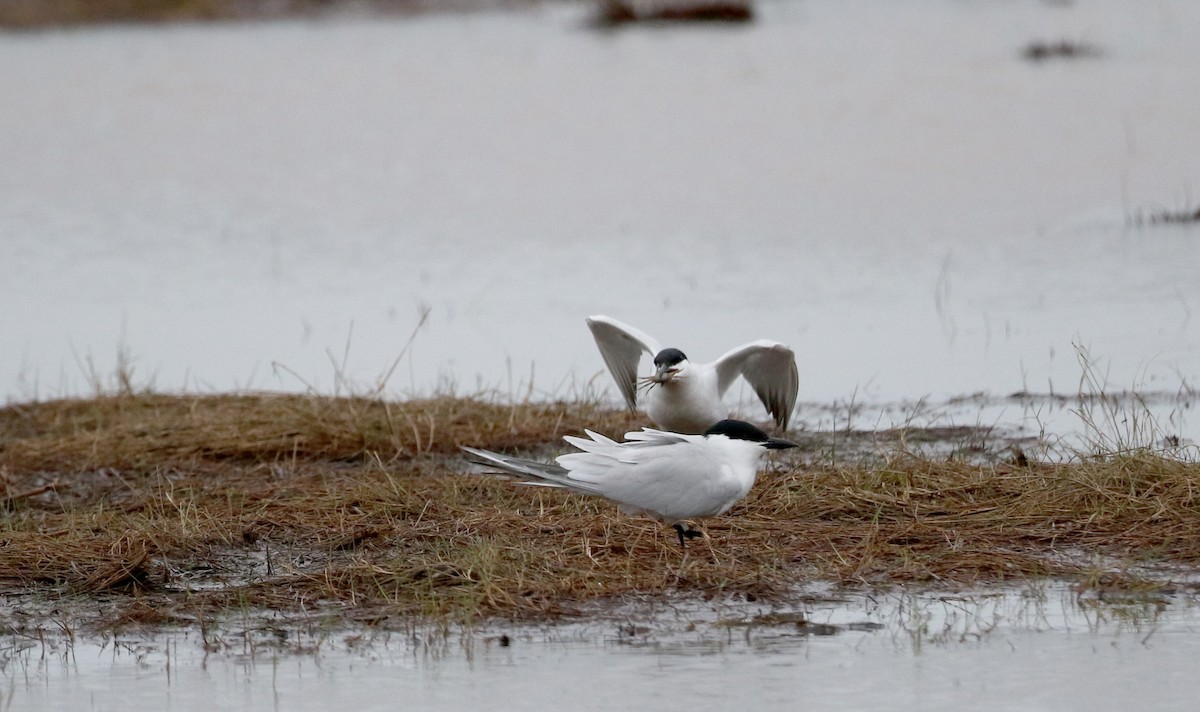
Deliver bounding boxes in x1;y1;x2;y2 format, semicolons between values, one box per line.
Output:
1129;204;1200;226
594;0;753;27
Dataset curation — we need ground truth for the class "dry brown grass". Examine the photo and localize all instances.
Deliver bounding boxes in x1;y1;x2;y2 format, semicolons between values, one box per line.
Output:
0;392;637;471
1130;205;1200;226
0;0;241;27
0;0;532;27
595;0;753;26
2;392;1199;631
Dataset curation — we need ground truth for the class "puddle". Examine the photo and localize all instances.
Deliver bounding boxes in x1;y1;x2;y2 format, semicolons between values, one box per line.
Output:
5;584;1199;711
791;388;1197;461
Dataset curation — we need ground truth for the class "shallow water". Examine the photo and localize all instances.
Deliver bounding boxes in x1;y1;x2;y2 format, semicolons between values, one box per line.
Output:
6;585;1200;711
3;0;1199;445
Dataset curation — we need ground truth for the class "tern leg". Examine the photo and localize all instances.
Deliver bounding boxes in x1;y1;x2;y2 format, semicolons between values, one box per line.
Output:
671;523;705;549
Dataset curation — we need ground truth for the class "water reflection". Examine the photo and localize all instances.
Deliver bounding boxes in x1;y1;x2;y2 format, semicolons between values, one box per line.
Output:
5;584;1197;711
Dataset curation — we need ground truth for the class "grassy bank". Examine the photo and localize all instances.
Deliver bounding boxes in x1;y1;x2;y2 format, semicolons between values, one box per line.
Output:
1;392;1198;632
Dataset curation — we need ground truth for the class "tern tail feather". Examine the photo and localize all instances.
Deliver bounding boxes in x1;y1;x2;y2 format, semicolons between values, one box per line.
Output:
460;446;604;496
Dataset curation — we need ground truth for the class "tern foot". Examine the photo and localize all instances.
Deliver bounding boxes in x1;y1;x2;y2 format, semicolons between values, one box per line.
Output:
672;523;705;549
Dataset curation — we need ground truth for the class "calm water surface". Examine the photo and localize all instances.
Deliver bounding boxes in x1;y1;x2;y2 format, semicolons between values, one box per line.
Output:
2;0;1199;440
7;586;1200;711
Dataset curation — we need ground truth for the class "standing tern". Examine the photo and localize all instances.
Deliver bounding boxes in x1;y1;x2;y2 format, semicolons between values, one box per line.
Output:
586;315;799;434
461;419;798;547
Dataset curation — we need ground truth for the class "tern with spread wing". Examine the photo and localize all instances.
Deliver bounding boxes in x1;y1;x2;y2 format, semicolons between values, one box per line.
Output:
586;315;799;434
462;419;797;547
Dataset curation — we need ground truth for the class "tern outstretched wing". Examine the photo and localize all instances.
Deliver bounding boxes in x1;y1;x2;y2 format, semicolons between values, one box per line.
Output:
712;341;799;430
586;315;663;411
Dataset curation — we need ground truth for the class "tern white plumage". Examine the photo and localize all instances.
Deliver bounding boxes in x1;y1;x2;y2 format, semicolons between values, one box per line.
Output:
461;419;797;547
586;315;799;434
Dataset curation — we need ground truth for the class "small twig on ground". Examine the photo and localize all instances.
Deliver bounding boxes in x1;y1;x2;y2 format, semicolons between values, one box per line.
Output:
1;480;64;508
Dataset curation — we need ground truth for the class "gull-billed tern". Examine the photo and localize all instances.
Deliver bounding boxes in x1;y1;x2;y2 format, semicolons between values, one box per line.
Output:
586;315;799;434
461;419;798;547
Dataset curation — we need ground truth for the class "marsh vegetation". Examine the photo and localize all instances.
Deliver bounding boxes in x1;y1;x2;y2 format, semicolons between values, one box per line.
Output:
2;386;1197;639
